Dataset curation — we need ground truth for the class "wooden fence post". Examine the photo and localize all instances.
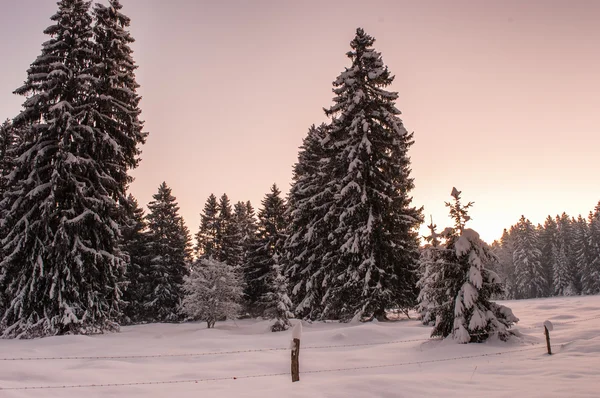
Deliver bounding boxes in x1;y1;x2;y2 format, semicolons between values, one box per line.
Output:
543;320;553;355
291;322;302;382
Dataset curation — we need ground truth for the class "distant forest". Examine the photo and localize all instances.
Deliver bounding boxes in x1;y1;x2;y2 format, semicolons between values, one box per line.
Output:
490;208;600;299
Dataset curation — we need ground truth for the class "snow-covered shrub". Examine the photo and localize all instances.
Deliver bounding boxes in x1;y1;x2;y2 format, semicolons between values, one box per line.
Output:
181;258;243;328
261;255;294;332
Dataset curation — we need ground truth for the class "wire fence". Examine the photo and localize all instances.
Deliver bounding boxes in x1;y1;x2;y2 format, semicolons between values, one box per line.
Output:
0;338;437;362
2;313;597;362
0;345;544;391
0;313;597;391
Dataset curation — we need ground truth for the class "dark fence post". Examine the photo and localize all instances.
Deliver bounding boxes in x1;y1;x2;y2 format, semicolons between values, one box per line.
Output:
543;320;553;355
291;322;302;382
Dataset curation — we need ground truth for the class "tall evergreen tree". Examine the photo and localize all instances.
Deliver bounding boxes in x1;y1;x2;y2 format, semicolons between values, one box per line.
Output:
539;216;559;296
574;214;595;295
0;0;129;338
0;119;18;313
92;0;146;194
217;193;242;267
234;200;257;309
283;123;333;319
234;201;258;245
233;200;258;260
318;28;423;321
586;203;600;294
513;216;546;298
491;228;517;299
554;213;577;295
0;119;18;196
195;194;219;258
120;194;150;323
245;184;287;315
145;182;191;322
429;189;518;343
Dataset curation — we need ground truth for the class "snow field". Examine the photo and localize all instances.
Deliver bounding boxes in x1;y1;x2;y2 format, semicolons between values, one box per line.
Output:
0;295;599;397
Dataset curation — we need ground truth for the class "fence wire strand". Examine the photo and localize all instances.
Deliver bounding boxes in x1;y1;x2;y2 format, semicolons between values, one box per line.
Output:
0;345;543;391
1;313;598;362
0;313;597;391
0;337;436;362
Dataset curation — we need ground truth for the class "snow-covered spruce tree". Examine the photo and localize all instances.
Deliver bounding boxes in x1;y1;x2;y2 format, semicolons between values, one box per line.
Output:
513;216;546;299
554;213;578;295
234;201;258;246
145;182;192;322
586;203;600;294
233;200;257;313
0;119;19;196
283;123;334;319
195;194;219;259
539;216;559;296
217;194;243;268
233;201;258;265
317;28;423;321
0;0;129;338
416;220;444;325
261;254;294;332
574;214;596;295
245;184;287;315
181;257;243;328
0;120;18;309
492;228;518;299
0;119;12;313
92;0;146;192
429;189;518;343
120;194;151;323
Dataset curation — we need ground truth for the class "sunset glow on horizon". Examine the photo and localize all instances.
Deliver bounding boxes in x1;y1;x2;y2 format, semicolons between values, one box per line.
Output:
1;0;598;244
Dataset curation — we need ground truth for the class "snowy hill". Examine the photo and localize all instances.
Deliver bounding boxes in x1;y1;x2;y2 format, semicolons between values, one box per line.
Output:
1;295;599;397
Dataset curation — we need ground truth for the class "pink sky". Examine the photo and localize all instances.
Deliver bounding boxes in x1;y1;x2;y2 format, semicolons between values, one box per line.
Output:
1;0;599;242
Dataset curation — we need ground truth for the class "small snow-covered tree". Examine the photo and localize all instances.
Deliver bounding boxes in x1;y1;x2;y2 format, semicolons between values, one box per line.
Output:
145;182;191;322
181;258;243;328
429;189;518;343
416;219;442;324
261;254;294;332
245;184;287;314
513;216;546;299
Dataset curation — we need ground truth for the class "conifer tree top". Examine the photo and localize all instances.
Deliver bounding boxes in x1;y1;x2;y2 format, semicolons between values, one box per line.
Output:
324;27;406;143
446;188;473;233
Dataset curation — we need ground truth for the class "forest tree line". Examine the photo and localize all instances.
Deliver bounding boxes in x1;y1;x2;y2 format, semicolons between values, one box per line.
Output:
491;208;600;299
0;0;595;342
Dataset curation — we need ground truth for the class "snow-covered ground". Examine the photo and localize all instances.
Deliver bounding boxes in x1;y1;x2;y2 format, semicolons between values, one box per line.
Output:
1;295;599;398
